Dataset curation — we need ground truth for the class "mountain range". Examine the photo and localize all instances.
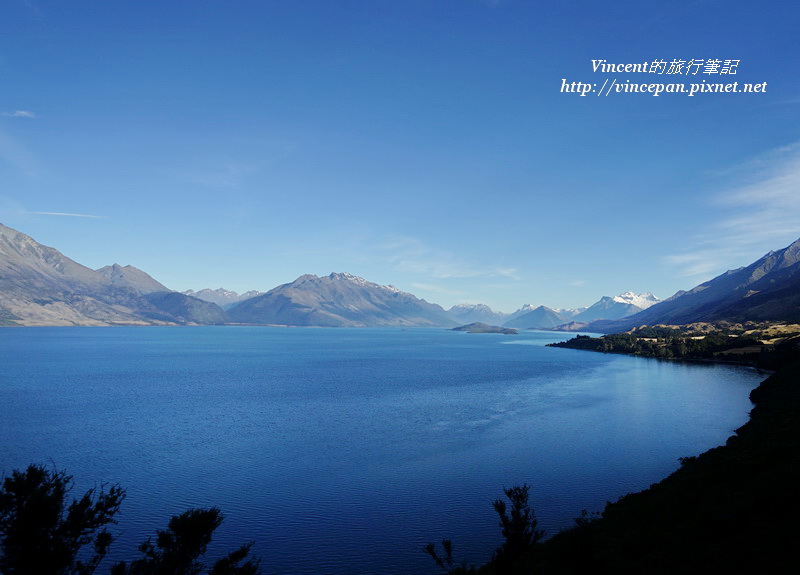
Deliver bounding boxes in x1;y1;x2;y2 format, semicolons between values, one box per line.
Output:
502;305;570;329
570;291;660;323
586;237;800;332
447;303;510;325
226;272;456;327
182;288;264;309
3;222;797;329
0;223;226;326
445;295;658;329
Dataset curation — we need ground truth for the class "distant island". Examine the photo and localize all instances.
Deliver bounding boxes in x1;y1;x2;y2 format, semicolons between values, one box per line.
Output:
451;322;518;334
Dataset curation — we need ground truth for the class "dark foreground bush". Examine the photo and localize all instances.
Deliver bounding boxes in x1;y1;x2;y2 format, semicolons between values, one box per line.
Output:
426;482;545;575
0;464;260;575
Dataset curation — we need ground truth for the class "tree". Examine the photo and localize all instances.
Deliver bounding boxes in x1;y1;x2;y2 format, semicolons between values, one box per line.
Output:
0;465;260;575
110;507;260;575
424;539;454;573
425;484;544;575
491;484;544;574
0;463;125;575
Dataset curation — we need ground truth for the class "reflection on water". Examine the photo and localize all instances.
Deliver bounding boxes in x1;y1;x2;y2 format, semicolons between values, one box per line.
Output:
0;327;764;575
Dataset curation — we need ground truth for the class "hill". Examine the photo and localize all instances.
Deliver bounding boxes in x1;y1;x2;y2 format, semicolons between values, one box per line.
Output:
503;305;567;329
451;322;517;334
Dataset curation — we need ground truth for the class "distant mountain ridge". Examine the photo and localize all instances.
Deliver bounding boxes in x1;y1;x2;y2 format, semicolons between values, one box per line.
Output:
96;264;168;294
502;305;567;329
613;291;660;309
493;292;657;329
571;291;660;323
5;222;796;330
447;303;509;325
0;223;226;326
183;288;264;309
227;272;457;327
589;238;800;332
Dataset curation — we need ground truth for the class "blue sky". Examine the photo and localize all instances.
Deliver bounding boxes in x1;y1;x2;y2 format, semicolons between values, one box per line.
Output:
2;0;799;313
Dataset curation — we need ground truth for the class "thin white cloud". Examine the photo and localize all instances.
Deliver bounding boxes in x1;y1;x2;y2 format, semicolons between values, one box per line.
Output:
494;267;520;280
666;141;800;279
757;97;800;108
1;111;37;118
410;283;466;297
663;252;726;279
30;211;108;219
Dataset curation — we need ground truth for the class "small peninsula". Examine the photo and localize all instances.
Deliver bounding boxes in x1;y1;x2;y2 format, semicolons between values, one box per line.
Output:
451;322;518;334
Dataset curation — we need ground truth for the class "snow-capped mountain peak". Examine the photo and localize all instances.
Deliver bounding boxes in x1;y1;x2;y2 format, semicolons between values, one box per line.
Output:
329;272;407;295
554;307;587;318
450;303;494;312
612;291;660;309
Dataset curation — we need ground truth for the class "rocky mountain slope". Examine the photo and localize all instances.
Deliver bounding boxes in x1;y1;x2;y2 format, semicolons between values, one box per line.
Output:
571;291;660;323
96;263;169;293
17;220;790;331
503;305;568;329
447;303;509;325
182;288;265;309
227;272;457;327
590;238;800;332
0;223;226;326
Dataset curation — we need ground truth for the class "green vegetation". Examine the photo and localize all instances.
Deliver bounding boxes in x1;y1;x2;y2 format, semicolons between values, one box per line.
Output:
0;465;261;575
548;322;800;368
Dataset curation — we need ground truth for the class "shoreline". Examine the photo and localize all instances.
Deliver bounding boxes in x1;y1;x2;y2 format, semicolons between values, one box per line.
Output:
503;345;800;573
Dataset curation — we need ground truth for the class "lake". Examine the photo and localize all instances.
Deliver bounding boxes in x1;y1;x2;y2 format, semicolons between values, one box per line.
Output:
0;327;765;574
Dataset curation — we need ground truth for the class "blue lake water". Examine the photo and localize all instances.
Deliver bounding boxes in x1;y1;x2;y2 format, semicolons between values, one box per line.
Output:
0;327;765;574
